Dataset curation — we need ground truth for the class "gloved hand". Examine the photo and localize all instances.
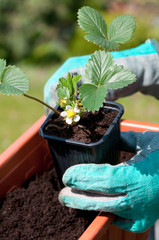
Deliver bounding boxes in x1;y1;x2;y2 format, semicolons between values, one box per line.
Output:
59;131;159;233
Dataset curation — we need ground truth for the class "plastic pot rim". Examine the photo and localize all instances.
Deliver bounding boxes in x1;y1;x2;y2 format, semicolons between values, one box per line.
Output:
39;101;124;147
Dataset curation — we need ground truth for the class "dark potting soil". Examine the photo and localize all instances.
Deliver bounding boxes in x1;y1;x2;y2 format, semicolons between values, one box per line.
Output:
0;152;135;240
44;107;118;143
0;168;97;240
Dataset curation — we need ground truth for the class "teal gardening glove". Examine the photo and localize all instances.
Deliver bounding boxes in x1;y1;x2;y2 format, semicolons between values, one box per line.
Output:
59;131;159;233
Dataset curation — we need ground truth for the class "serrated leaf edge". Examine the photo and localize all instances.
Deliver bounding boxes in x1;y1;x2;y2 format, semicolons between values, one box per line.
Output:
77;6;106;38
0;65;30;95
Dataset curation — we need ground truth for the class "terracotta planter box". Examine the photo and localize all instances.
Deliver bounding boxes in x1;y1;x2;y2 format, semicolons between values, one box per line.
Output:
1;116;159;239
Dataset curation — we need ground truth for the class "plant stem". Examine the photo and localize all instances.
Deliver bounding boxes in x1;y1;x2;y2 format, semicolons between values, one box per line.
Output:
23;93;61;115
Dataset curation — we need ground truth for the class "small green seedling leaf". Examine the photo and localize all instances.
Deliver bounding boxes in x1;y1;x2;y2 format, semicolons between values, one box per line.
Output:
0;65;29;95
79;84;106;112
78;6;136;51
57;76;71;99
71;74;81;95
57;73;81;99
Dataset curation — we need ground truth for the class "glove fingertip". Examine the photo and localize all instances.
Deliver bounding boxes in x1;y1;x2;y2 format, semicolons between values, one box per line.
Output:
62;166;77;186
58;187;71;206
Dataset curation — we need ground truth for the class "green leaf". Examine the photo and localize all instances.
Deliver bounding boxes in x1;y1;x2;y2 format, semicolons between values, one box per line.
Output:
57;77;71;99
78;6;113;50
78;7;136;51
79;50;136;111
108;15;136;44
78;6;107;39
0;59;6;79
84;50;136;90
65;73;74;97
79;84;107;111
72;75;81;83
72;75;81;95
57;73;81;100
102;64;136;89
57;84;70;99
84;35;120;51
0;66;29;95
84;50;114;85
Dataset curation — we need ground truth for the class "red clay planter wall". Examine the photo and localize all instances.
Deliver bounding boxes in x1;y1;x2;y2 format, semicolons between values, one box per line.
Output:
1;116;159;239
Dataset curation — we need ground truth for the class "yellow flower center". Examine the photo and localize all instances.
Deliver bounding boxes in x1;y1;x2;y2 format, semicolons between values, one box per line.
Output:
67;110;76;118
60;99;66;105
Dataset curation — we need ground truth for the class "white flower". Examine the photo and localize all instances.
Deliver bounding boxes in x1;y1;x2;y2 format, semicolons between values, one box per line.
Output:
60;111;67;117
60;105;81;124
65;105;72;111
73;115;80;122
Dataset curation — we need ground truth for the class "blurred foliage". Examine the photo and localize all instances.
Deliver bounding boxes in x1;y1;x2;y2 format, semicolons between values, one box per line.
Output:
0;0;110;64
0;0;82;64
1;0;159;63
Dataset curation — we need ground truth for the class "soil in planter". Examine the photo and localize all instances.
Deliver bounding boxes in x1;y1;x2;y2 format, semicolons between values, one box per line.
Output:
0;168;97;240
44;107;118;143
0;152;135;240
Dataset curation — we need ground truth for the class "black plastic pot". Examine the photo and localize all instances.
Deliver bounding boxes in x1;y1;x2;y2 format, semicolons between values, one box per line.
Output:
39;101;124;185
